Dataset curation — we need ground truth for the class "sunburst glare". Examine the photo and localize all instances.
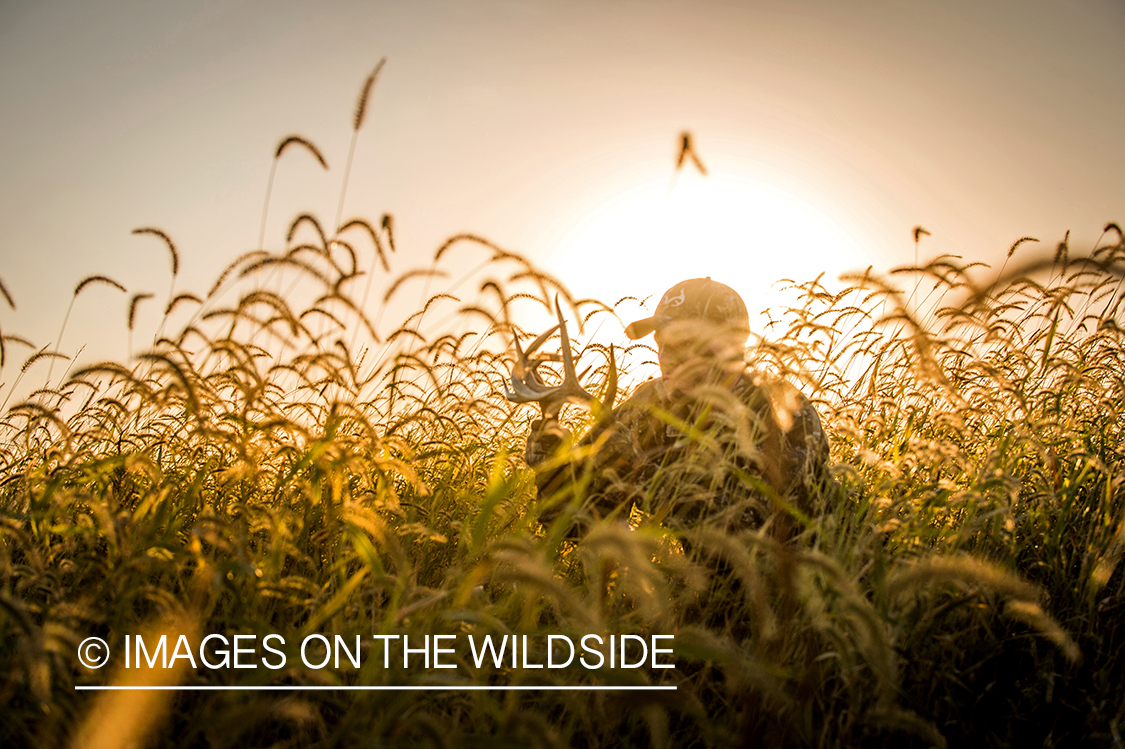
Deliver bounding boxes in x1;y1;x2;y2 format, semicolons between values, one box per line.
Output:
549;172;866;325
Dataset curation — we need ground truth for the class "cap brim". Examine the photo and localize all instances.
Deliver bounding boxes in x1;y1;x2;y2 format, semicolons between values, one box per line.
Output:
624;317;658;339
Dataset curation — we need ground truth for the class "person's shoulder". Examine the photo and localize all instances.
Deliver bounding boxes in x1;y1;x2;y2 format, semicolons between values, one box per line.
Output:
612;377;668;418
738;368;808;402
736;368;819;424
625;377;666;402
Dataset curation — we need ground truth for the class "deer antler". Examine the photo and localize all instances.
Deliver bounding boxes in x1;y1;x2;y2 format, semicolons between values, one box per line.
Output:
504;296;617;418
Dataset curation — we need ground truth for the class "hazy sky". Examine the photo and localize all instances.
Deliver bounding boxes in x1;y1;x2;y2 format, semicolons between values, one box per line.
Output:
1;0;1123;371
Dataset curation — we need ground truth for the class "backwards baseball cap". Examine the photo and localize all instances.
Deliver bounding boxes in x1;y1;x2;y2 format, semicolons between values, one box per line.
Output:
624;278;750;340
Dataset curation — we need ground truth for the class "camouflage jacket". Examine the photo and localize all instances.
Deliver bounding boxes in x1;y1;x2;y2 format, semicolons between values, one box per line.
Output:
527;370;829;535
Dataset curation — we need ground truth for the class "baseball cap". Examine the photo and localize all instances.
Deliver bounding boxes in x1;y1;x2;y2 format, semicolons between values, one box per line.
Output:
624;278;750;340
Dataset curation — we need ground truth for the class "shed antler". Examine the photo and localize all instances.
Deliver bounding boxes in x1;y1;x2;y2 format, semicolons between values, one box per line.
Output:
504;297;617;419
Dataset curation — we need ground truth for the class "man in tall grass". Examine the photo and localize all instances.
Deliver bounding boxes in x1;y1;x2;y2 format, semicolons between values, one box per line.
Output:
527;277;829;538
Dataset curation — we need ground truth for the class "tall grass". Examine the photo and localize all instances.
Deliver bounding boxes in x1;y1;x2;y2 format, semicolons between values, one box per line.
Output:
1;81;1123;747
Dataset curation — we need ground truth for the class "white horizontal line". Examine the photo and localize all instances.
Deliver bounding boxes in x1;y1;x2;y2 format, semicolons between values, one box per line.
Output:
75;685;676;692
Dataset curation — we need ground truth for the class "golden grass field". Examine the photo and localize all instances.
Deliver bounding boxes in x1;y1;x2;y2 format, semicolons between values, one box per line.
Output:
2;72;1123;747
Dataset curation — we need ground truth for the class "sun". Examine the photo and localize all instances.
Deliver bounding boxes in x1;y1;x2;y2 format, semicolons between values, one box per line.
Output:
546;172;869;329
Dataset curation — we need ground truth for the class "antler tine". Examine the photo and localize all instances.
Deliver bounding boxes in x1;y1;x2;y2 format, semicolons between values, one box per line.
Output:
523;324;560;359
505;321;560;404
510;330;528;377
503;357;555;403
553;295;595;403
510;327;531;380
510;322;558;379
602;344;617;413
503;377;552;404
583;343;618;423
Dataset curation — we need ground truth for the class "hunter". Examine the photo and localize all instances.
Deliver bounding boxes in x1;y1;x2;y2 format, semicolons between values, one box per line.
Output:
516;278;829;538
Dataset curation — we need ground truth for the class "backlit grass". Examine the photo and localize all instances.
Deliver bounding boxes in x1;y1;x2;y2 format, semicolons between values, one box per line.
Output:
1;75;1123;747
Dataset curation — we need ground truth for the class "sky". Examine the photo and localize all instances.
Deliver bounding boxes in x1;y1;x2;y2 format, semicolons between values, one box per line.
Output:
1;0;1123;379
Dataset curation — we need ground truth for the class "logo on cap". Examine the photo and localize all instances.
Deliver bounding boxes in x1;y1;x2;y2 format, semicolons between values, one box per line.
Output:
661;288;686;308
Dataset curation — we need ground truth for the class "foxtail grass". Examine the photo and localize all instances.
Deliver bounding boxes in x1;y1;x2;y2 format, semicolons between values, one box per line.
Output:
1;81;1123;748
